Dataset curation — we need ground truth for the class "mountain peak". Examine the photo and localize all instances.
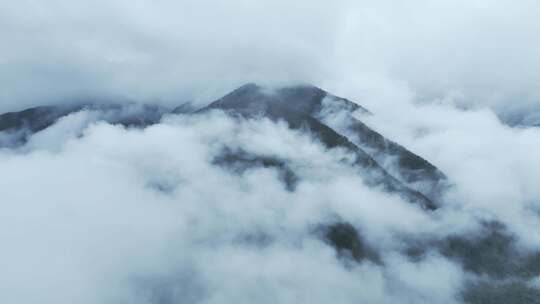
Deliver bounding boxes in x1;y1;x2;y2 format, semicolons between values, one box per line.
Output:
0;83;445;210
205;83;367;117
198;83;442;210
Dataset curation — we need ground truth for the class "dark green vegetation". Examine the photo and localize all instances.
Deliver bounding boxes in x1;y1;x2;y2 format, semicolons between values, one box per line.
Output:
212;147;299;191
404;222;540;280
463;281;540;304
321;222;380;264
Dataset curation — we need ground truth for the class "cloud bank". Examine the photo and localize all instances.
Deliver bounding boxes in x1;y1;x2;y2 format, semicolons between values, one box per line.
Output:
0;111;454;303
1;104;540;303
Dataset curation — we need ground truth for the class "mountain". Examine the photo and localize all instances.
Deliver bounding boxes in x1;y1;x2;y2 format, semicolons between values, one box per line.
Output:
216;84;446;199
0;103;167;147
0;84;446;210
0;104;84;146
197;83;447;209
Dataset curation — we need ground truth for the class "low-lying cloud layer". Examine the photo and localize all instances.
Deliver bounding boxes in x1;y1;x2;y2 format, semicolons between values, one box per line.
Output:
0;111;442;303
1;101;540;303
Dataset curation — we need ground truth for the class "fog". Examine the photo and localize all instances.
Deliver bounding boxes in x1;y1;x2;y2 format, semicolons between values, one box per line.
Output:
0;112;463;303
1;1;540;303
1;0;540;118
1;105;539;302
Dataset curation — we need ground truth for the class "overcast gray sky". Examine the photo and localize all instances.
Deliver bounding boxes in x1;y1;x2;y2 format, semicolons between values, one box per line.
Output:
1;0;539;116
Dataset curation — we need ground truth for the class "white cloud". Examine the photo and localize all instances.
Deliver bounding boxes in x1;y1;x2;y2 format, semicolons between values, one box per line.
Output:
2;0;539;116
0;112;449;303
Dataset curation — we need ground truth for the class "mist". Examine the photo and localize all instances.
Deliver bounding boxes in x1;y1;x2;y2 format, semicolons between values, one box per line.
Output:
0;112;457;303
1;1;540;303
2;0;540;119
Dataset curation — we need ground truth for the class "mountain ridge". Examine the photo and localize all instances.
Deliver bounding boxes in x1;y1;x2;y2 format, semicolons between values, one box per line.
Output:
0;83;447;209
